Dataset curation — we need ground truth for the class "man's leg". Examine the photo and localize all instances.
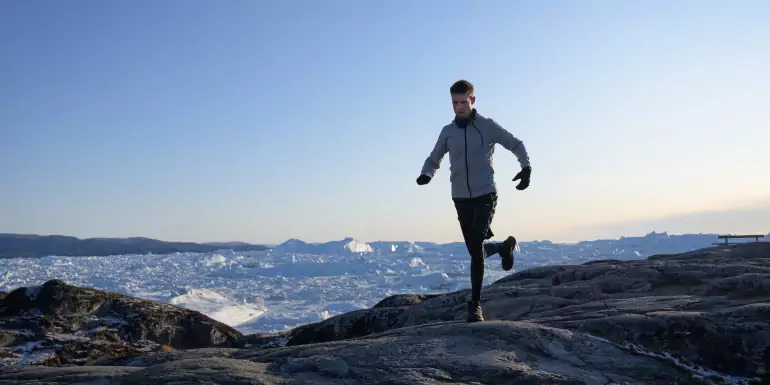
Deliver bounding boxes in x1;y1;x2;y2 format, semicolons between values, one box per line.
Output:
484;237;517;271
483;242;499;257
454;197;482;321
454;193;498;322
479;198;517;272
467;193;497;302
482;217;500;257
453;198;476;259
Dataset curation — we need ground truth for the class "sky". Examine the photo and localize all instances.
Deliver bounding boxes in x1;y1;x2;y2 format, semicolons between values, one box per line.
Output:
2;0;769;245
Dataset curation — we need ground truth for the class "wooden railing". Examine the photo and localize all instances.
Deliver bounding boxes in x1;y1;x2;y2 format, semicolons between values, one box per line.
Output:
713;234;765;245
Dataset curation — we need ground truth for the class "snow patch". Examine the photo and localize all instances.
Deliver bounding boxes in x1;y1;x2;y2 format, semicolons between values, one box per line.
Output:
11;341;57;366
169;288;265;326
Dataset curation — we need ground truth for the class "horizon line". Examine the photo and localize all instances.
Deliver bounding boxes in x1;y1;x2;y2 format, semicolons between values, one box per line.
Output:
5;230;764;247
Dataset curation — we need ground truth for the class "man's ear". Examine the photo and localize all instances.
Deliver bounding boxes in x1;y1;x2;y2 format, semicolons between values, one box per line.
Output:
470;95;476;104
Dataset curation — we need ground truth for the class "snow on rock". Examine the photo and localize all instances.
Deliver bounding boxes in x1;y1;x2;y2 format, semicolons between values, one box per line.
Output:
585;334;757;385
168;288;265;326
12;341;57;366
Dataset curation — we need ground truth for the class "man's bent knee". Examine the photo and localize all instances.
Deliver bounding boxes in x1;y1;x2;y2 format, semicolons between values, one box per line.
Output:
467;238;486;259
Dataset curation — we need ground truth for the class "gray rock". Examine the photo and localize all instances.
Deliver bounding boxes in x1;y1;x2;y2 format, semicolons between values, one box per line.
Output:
0;279;242;365
372;293;440;308
280;243;770;382
116;358;285;385
0;365;139;384
0;321;706;384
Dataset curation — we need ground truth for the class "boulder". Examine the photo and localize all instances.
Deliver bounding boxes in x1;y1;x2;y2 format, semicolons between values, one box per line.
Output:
0;279;242;365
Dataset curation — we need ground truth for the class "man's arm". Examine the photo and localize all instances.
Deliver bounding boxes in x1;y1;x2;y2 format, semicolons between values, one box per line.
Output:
419;128;448;178
488;119;530;169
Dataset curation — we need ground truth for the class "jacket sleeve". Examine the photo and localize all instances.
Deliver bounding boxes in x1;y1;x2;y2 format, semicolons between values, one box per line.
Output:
489;119;531;169
420;128;448;177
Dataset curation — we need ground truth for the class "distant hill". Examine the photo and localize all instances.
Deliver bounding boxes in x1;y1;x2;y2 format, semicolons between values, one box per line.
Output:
0;234;268;258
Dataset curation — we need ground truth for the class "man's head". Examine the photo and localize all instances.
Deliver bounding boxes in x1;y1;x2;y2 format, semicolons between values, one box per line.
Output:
450;80;476;119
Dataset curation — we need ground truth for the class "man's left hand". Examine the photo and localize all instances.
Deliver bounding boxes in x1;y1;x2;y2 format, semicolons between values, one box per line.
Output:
513;167;531;190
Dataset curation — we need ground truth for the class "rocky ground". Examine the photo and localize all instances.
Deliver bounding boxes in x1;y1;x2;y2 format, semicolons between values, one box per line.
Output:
0;279;241;367
1;243;769;384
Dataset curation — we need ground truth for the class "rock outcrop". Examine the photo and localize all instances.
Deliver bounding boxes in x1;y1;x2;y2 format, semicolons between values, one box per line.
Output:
0;279;242;366
1;243;768;384
282;243;770;382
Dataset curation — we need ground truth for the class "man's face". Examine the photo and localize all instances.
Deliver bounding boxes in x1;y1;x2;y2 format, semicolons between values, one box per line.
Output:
451;92;475;118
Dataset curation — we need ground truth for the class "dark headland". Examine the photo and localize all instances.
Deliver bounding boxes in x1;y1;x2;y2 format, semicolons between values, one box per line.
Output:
0;233;267;258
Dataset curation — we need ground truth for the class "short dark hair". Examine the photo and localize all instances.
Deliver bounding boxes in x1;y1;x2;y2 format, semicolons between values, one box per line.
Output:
450;80;474;96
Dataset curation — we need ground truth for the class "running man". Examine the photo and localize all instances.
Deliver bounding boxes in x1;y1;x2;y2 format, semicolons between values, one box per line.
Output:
416;79;532;322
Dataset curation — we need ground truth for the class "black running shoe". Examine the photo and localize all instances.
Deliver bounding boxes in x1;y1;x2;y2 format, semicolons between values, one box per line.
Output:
467;300;484;322
500;236;516;271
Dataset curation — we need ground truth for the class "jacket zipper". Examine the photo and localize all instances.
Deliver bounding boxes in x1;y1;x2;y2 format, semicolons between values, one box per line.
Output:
464;127;472;197
472;122;484;148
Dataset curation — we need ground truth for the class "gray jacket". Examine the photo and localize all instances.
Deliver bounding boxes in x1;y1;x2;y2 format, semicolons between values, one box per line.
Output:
420;111;530;199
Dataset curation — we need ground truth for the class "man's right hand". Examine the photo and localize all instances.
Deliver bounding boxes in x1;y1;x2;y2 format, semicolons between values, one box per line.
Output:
513;167;531;190
416;175;431;185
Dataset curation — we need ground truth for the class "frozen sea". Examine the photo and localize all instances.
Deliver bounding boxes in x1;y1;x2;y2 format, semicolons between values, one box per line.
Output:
0;233;740;334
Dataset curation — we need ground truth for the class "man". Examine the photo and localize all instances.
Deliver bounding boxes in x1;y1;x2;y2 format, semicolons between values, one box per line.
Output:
416;79;532;322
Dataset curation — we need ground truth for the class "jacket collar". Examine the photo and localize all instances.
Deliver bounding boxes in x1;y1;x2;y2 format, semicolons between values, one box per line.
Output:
453;108;478;129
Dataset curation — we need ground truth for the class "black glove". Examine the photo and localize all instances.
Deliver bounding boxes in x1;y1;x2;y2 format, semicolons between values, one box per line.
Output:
513;167;531;190
416;174;431;185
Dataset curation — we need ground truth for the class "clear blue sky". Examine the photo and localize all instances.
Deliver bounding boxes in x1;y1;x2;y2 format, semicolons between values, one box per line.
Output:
2;0;769;244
